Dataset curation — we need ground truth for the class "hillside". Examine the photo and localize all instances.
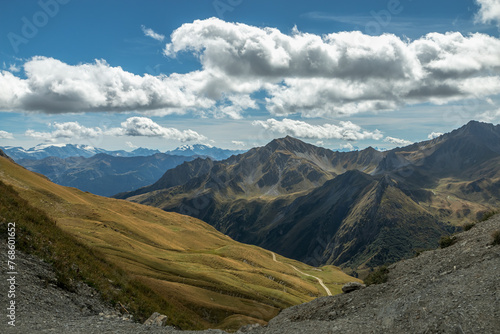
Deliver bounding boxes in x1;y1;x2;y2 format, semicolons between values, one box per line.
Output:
0;152;357;331
118;121;500;269
247;213;500;334
18;153;196;197
205;170;455;268
3;204;498;333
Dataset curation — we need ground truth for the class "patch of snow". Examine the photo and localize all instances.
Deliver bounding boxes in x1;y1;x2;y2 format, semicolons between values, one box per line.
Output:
33;143;67;150
177;145;194;151
82;145;96;152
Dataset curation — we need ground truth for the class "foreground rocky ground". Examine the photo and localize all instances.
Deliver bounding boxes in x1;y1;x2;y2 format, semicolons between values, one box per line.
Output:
1;215;499;333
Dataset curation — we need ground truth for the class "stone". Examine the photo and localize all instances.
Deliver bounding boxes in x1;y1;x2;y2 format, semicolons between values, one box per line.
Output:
237;323;262;332
143;312;168;326
342;282;366;293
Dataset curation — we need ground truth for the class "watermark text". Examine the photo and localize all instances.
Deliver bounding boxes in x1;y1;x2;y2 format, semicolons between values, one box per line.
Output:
6;222;17;327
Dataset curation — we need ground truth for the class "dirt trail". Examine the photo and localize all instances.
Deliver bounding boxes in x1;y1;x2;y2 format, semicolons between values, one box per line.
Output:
271;252;332;296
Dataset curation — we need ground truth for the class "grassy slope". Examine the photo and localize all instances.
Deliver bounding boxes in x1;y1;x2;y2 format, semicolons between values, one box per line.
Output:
0;179;197;327
0;156;358;331
423;178;500;225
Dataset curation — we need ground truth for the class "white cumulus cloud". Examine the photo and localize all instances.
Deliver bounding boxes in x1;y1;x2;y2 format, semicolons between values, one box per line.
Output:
384;136;414;146
252;118;383;141
165;18;500;117
340;142;356;151
0;130;14;139
141;25;165;41
125;141;138;149
475;0;500;26
24;118;207;143
212;94;258;119
107;117;206;142
25;122;102;142
0;57;214;114
0;19;499;120
478;108;500;122
427;132;444;139
232;140;245;146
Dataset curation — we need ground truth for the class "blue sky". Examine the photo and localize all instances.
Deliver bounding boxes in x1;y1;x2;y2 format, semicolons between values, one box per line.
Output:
0;0;499;151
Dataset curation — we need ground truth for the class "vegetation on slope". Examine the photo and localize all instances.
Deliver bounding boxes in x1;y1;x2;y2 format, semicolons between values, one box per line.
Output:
0;180;194;328
491;230;500;245
0;155;358;331
363;266;389;286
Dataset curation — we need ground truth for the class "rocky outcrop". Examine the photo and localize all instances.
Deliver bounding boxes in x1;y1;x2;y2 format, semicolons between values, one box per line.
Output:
341;282;366;294
0;241;135;334
144;312;168;326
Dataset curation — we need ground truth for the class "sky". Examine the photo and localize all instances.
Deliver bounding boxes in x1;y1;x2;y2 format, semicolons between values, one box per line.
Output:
0;0;500;151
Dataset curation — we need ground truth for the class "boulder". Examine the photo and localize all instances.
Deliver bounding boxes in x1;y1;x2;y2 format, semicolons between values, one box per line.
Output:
143;312;168;326
341;282;366;293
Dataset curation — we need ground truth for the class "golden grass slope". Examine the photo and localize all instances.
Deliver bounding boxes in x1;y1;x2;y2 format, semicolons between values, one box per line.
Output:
0;155;358;331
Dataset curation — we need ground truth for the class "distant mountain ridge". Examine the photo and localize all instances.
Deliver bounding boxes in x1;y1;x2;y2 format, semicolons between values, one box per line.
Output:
0;144;161;160
1;143;247;196
1;143;245;161
18;153;197;197
118;121;500;269
166;144;247;160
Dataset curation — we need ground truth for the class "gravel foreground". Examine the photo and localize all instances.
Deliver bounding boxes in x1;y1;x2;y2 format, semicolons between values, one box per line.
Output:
1;216;499;334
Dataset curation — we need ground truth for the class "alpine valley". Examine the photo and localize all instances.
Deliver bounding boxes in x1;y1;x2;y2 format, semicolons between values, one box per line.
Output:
116;121;500;269
0;148;356;331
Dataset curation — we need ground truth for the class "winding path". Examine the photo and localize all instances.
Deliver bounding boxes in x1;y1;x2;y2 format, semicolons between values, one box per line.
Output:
271;252;332;296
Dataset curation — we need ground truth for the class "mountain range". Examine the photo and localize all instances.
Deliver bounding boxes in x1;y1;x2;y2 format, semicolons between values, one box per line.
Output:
1;143;246;197
117;121;500;269
0;143;245;161
0;149;356;330
17;153;197;197
0;143;158;160
166;144;247;160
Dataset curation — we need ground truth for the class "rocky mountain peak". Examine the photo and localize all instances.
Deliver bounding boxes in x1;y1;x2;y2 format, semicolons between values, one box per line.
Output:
264;136;317;154
452;120;499;140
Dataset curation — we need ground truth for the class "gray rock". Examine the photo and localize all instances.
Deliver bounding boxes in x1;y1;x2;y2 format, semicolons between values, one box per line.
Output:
143;312;168;326
237;323;262;332
341;282;366;293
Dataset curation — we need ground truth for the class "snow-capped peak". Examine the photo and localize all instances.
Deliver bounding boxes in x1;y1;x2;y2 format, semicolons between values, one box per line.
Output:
33;143;68;150
177;144;194;151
